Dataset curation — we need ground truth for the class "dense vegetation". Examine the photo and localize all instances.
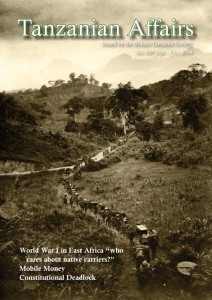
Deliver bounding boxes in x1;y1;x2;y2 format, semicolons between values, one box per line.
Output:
1;63;212;170
1;63;212;299
0;173;122;300
76;137;212;298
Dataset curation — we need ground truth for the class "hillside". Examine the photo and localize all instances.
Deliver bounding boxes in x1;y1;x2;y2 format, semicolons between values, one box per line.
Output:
0;172;122;300
1;63;212;171
97;48;212;88
65;136;212;299
1;66;212;299
20;48;212;90
0;92;96;170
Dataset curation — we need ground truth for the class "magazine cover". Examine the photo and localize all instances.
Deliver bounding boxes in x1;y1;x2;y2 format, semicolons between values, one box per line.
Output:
0;1;212;299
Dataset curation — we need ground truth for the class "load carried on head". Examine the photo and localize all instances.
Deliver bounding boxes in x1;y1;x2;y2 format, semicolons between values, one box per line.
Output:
177;261;197;276
131;223;159;284
132;223;159;264
136;224;149;240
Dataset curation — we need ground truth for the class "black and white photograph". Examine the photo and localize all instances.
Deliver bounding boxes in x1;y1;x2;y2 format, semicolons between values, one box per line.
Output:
0;1;212;299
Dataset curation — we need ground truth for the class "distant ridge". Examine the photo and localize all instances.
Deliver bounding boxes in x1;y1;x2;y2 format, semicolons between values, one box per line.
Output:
96;48;212;87
37;59;89;83
35;48;212;89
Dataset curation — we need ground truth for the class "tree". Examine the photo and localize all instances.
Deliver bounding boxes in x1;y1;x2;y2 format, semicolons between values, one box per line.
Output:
101;83;112;118
86;112;104;133
65;119;79;132
188;63;207;89
152;113;164;141
203;71;212;85
179;93;208;132
63;97;84;122
48;80;65;87
101;83;112;94
188;63;207;78
171;70;193;94
69;72;76;82
86;111;117;137
78;74;88;85
48;80;55;86
69;73;80;87
39;85;48;97
136;121;153;141
89;73;99;94
55;80;65;87
0;93;36;144
0;93;15;141
94;79;99;85
135;114;145;123
106;82;148;134
100;118;118;137
171;64;207;95
89;73;95;85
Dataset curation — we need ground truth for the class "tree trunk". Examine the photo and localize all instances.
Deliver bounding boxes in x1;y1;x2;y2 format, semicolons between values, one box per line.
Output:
103;106;106;119
120;112;127;135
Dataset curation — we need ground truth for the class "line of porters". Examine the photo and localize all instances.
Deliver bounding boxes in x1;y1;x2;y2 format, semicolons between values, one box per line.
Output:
62;175;159;284
101;138;127;158
73;137;128;169
60;133;134;175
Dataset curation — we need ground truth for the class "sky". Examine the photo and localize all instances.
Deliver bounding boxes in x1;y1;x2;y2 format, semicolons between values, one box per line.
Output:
0;0;212;90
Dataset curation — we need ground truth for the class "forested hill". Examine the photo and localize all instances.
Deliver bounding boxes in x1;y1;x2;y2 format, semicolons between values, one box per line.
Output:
141;64;212;106
0;92;71;167
1;64;212;170
0;77;113;169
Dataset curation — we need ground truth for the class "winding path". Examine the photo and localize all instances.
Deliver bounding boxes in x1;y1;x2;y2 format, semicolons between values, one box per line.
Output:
0;134;133;177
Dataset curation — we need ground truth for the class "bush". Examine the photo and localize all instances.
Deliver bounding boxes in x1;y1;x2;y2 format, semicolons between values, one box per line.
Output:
83;160;109;172
104;155;121;165
181;128;196;141
175;150;204;168
170;244;198;264
136;121;153;141
0;175;121;300
179;93;208;132
65;119;79;132
143;143;167;162
166;217;211;264
141;129;212;168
